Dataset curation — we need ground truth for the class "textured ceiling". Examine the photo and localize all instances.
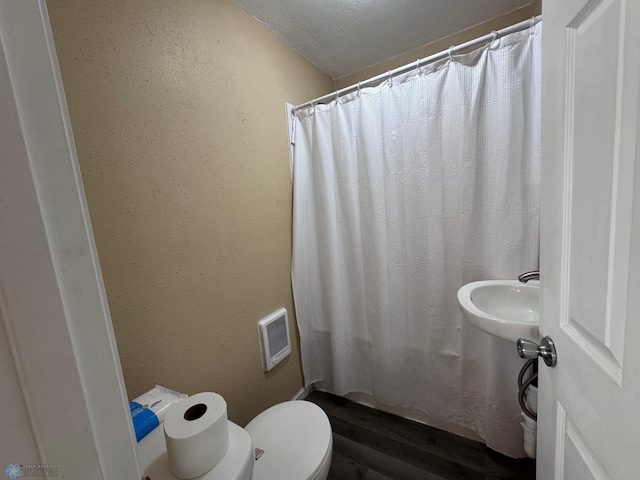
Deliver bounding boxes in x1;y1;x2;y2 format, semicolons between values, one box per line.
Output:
234;0;532;79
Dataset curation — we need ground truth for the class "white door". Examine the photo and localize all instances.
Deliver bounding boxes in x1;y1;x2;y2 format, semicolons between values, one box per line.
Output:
538;0;640;478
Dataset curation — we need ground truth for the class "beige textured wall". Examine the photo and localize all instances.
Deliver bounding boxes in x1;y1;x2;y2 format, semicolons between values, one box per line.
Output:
47;0;332;426
335;0;542;88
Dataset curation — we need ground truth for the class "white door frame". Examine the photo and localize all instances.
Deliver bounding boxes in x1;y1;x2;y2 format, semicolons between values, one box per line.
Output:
0;1;141;478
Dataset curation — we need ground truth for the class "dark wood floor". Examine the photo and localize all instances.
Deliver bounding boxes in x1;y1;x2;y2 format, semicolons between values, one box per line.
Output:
306;391;535;480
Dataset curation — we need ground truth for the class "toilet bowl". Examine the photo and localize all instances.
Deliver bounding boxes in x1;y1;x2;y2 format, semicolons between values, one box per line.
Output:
137;399;333;480
246;401;333;480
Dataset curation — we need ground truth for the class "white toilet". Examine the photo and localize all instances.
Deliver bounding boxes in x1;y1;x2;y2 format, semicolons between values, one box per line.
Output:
137;399;333;480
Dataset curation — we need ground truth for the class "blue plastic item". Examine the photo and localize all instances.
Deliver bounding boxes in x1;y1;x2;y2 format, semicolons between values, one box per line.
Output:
130;401;160;442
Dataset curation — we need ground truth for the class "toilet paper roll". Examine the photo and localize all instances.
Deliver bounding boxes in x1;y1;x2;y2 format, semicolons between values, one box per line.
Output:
164;392;229;479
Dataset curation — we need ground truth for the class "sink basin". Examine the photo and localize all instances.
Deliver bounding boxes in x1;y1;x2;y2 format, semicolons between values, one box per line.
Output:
457;280;539;342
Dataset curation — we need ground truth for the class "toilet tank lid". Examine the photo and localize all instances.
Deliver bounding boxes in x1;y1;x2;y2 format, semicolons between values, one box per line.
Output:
137;421;253;480
245;400;332;480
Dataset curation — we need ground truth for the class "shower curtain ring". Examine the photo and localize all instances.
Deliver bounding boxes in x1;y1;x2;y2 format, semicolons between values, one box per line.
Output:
416;59;422;75
311;100;316;114
490;30;498;48
530;16;536;35
357;82;362;98
448;46;455;62
388;70;393;86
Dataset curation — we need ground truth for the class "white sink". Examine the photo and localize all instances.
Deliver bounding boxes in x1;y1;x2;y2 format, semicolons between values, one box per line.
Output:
457;280;539;342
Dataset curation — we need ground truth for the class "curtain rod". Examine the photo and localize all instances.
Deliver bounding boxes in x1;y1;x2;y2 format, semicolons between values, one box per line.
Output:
293;15;541;114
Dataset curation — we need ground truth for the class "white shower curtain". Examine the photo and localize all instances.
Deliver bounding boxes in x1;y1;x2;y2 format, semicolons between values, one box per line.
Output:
292;24;541;457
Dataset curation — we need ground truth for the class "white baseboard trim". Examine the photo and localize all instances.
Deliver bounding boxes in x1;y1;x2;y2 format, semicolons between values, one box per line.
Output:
291;384;314;400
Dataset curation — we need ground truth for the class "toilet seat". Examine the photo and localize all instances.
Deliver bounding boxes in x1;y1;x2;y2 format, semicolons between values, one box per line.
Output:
245;400;332;480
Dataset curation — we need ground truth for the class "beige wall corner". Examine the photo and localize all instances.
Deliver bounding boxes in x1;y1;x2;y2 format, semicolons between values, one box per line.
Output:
46;0;332;426
335;1;542;89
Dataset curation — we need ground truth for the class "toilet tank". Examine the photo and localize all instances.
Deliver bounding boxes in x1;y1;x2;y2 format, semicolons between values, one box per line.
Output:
137;421;254;480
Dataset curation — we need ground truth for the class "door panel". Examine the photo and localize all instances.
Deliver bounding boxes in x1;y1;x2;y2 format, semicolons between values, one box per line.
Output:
561;410;610;480
565;0;632;377
539;0;640;478
567;0;619;351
